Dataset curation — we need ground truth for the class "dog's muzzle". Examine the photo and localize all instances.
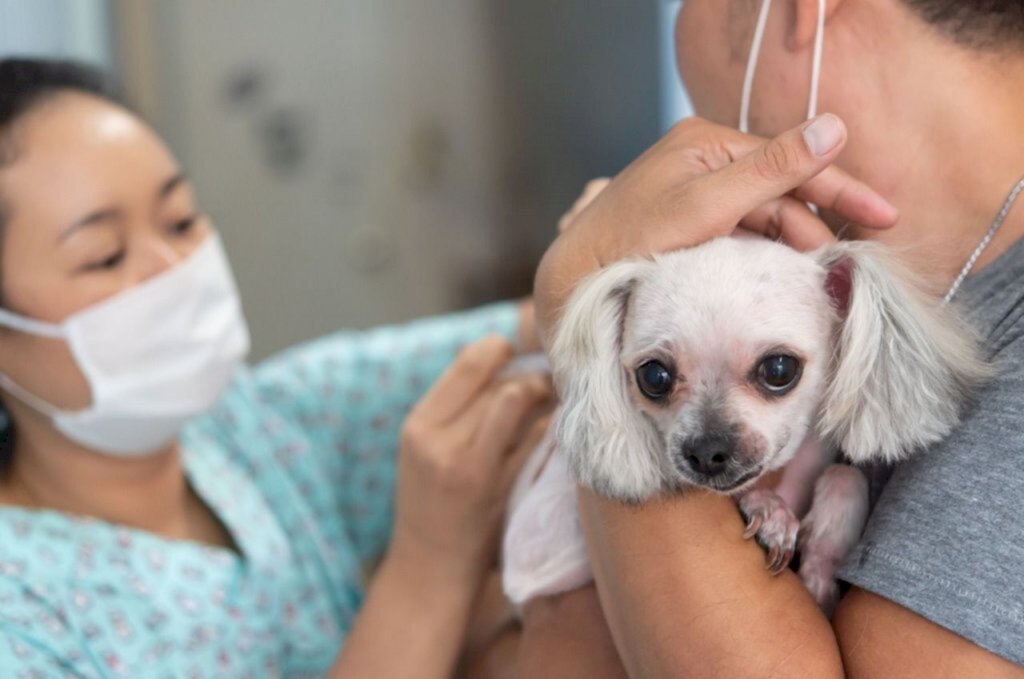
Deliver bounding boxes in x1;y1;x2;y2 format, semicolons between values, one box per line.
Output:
677;432;761;492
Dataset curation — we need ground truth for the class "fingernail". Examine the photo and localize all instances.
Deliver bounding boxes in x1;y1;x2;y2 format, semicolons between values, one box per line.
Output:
803;114;843;157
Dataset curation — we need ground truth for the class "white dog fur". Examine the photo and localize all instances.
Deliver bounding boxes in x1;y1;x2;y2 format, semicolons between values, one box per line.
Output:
542;235;990;612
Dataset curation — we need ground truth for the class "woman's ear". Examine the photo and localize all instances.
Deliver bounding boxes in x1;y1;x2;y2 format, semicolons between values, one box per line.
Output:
816;242;992;464
790;0;845;51
550;259;665;503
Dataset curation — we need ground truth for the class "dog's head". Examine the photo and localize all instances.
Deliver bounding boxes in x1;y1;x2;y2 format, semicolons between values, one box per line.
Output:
551;237;989;503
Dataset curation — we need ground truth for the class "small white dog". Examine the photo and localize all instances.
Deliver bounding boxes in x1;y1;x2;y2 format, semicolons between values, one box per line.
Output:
505;236;989;614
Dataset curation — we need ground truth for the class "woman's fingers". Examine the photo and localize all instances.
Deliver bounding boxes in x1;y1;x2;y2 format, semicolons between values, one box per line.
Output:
470;374;553;464
737;195;837;251
499;415;554;492
413;335;514;425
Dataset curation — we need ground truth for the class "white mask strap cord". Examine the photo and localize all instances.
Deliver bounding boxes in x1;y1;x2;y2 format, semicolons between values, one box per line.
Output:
0;373;62;418
739;0;773;134
807;0;826;120
740;0;826;132
0;308;64;339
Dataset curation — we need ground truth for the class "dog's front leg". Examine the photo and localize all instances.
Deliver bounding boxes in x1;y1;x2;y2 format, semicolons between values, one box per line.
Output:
772;436;833;518
797;464;870;616
737;487;801;575
736;437;830;574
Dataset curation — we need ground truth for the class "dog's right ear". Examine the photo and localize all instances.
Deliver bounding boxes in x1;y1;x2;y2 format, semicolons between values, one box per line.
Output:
550;259;665;502
816;242;992;464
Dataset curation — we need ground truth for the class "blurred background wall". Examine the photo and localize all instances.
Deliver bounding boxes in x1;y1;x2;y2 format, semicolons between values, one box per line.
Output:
0;0;111;66
1;0;692;360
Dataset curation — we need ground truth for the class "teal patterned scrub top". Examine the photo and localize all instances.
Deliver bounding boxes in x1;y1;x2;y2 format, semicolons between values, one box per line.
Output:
0;302;519;678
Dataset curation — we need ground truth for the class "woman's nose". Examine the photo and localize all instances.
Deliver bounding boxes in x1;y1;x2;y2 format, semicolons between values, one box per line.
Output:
136;237;187;282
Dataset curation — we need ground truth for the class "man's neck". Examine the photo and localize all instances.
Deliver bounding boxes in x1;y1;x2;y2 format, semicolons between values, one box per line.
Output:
829;6;1024;289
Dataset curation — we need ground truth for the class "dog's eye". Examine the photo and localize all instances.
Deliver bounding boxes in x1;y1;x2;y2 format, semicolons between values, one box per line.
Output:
636;360;674;400
757;355;802;395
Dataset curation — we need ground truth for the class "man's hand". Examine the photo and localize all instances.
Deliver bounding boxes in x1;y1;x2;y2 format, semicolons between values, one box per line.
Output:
534;114;899;345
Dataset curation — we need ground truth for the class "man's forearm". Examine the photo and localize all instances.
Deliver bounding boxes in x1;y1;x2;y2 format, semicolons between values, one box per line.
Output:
579;488;844;678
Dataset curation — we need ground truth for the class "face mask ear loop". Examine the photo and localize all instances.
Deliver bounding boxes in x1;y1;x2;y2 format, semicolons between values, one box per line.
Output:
0;373;63;418
0;308;64;339
805;0;827;216
807;0;826;120
739;0;773;134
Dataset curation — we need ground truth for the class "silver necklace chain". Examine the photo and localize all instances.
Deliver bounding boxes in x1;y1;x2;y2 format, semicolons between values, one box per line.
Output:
944;174;1024;304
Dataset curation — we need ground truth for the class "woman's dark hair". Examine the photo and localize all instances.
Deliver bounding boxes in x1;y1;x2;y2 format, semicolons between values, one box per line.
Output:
0;58;117;464
904;0;1024;49
0;58;116;164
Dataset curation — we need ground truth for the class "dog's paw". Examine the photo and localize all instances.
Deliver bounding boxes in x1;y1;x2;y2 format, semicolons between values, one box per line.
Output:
798;554;840;617
738;489;799;575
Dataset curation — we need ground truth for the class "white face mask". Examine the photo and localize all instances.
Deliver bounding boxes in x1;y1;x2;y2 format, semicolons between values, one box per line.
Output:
0;234;250;456
739;0;826;134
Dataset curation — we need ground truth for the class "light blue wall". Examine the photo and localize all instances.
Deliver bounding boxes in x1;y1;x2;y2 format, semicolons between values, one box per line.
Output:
0;0;111;67
659;0;694;131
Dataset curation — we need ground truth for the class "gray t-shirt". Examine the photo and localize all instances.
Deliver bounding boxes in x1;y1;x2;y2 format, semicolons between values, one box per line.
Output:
839;235;1024;664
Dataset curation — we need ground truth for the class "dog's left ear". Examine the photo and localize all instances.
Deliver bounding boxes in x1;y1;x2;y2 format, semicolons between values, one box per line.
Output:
549;258;665;502
816;242;992;464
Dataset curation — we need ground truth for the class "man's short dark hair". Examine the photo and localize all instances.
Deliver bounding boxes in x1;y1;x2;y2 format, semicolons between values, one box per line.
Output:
904;0;1024;49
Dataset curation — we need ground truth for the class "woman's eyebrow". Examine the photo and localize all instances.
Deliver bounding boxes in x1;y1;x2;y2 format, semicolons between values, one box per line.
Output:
158;172;188;200
58;208;122;243
58;173;189;243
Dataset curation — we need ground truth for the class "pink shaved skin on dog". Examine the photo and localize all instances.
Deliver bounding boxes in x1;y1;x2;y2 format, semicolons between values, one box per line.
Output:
797;464;870;615
737;437;830;575
737;437;869;609
772;436;831;516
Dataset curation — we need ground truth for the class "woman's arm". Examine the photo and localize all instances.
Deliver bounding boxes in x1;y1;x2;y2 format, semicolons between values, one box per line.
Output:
580;489;843;678
330;336;552;678
330;542;482;678
249;302;527;563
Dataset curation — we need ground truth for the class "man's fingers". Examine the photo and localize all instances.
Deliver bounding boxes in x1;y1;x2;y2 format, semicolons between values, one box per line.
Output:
688;118;898;231
737;196;837;251
789;170;899;230
559;178;613;233
706;114;849;228
414;335;514;425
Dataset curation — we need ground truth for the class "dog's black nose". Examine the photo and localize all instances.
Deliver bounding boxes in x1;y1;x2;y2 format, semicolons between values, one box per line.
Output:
683;435;733;477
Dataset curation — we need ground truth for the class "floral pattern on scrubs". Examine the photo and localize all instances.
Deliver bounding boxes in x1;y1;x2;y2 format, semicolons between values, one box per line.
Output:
0;302;519;678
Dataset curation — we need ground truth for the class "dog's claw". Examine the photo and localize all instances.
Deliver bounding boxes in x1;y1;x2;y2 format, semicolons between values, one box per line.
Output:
737;489;800;576
781;547;795;571
743;514;763;540
769;546;794;575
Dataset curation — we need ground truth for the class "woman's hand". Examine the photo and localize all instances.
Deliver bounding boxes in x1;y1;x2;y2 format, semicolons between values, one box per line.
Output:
390;334;553;585
333;335;551;679
534;114;899;343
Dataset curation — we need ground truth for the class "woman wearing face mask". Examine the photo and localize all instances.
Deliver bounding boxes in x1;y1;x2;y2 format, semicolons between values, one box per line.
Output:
0;58;561;677
519;0;1024;676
